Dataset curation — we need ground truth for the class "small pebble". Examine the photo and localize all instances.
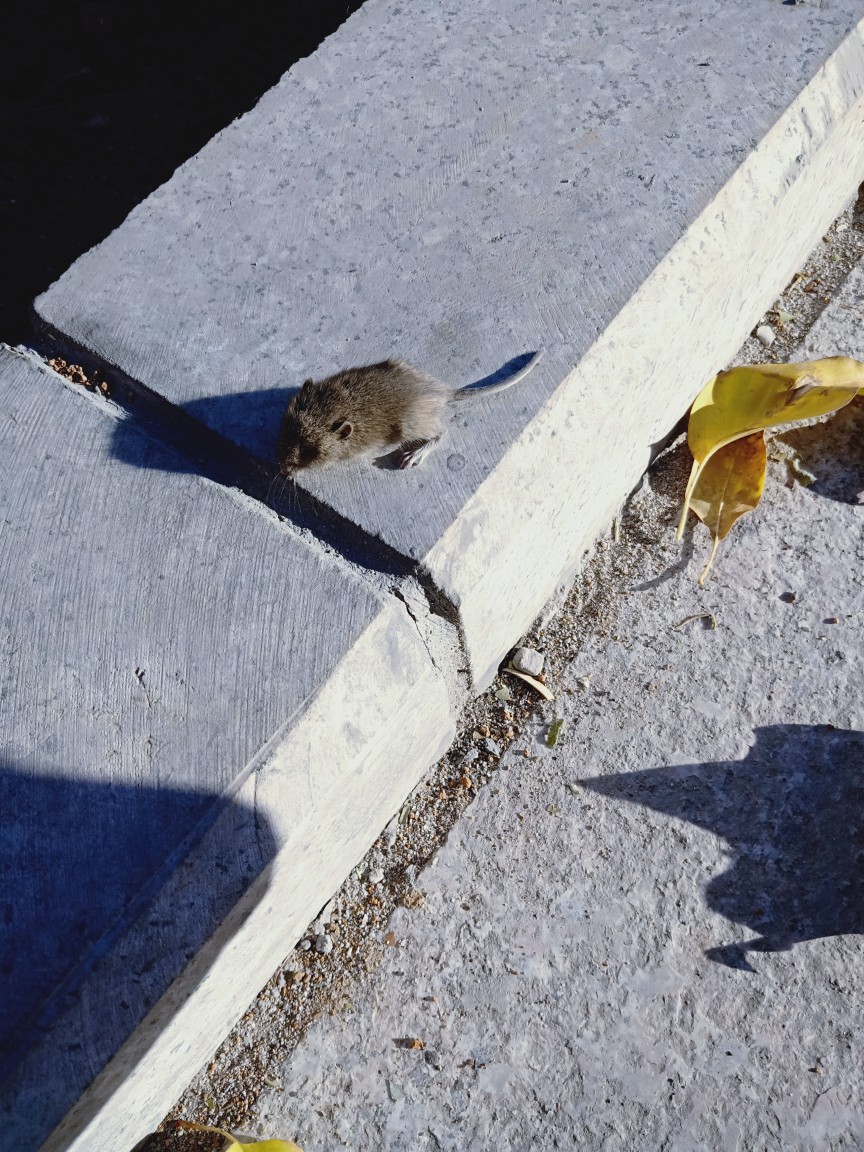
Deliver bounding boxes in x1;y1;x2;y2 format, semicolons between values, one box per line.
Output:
368;867;385;884
511;646;544;676
483;738;502;757
298;939;312;952
755;324;775;347
314;934;333;955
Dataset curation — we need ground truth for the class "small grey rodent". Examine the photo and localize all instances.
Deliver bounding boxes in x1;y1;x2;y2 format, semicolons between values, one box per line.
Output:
277;350;543;473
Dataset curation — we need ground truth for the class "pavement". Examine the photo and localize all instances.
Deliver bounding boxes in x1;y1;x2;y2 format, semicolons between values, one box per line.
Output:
237;239;864;1152
2;2;864;1150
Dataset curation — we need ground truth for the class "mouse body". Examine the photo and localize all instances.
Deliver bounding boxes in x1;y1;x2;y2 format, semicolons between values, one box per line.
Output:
277;350;542;473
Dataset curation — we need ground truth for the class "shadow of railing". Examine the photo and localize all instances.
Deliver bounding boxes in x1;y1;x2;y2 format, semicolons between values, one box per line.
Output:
581;724;864;971
0;758;276;1151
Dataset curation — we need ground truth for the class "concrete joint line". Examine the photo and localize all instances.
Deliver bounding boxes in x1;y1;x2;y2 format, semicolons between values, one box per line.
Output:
27;328;471;630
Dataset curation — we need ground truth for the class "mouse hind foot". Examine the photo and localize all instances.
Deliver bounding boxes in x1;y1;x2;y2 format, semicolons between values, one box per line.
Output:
398;436;440;469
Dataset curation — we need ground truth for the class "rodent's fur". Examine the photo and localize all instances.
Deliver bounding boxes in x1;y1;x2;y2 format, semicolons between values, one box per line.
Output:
278;351;542;473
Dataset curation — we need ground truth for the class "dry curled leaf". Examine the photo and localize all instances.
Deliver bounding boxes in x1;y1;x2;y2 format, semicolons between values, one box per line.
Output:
678;356;864;579
679;356;864;539
504;666;554;701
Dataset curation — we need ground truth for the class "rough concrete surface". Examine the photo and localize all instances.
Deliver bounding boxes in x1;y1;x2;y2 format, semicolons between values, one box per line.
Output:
10;4;864;1148
0;348;454;1152
34;0;864;682
223;237;864;1148
161;196;864;1151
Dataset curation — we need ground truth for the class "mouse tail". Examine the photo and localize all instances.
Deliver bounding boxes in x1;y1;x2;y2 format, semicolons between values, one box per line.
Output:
452;349;544;401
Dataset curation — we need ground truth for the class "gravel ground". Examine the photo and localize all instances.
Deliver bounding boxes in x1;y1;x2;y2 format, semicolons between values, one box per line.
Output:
130;193;864;1152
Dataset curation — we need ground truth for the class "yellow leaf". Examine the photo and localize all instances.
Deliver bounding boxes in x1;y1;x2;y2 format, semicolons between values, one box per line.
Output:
689;432;766;585
678;356;864;539
175;1121;302;1152
233;1144;303;1152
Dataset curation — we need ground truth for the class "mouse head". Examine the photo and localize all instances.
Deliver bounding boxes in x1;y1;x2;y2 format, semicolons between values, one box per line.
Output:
277;378;355;474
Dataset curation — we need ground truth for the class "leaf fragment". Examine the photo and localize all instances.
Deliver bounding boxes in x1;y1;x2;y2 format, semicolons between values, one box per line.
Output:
673;612;717;630
689;432;766;584
504;666;554;700
772;308;795;326
546;718;565;747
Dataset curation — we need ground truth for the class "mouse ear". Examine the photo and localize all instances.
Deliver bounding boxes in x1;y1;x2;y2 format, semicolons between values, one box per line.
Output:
332;419;353;440
301;378;314;390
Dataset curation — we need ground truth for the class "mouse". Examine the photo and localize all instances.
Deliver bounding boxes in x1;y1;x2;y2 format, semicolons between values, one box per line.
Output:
277;350;543;473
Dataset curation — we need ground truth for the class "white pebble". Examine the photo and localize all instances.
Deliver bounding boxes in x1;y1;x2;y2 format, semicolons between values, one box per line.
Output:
314;934;333;955
755;324;775;347
511;646;544;676
298;939;312;952
382;817;399;848
368;867;385;884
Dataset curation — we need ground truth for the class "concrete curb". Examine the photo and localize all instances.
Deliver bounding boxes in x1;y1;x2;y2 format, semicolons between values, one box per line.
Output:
38;605;456;1152
426;22;864;685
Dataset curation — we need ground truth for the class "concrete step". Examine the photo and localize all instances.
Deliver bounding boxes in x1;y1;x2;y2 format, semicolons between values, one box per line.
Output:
35;0;864;687
0;348;454;1152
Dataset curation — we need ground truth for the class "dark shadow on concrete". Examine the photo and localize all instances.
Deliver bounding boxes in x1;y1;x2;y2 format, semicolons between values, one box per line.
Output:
0;759;276;1150
183;388;297;468
1;0;366;345
101;384;419;581
109;353;544;479
457;350;544;394
774;399;864;505
580;725;864;971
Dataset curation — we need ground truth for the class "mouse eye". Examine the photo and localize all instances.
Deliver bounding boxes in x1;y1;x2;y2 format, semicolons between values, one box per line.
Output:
301;445;319;464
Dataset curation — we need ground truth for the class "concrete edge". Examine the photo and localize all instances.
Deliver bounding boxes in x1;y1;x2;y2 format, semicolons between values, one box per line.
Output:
0;350;462;1152
36;601;456;1152
425;18;864;686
